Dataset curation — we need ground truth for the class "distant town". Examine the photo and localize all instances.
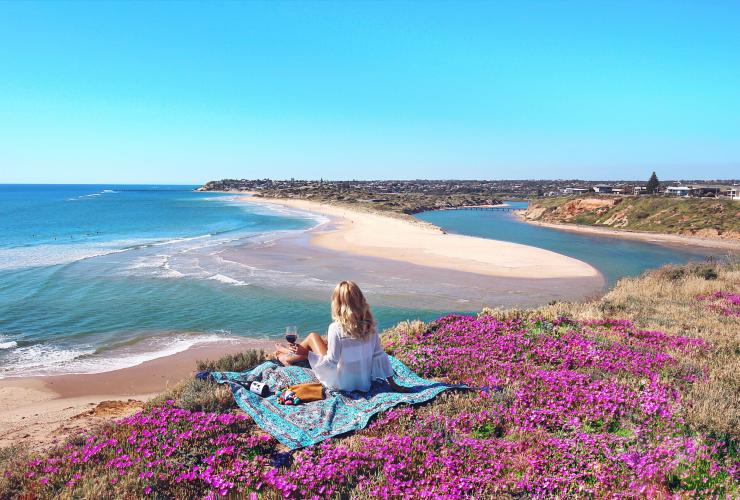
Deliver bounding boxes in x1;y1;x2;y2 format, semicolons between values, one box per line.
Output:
200;177;740;200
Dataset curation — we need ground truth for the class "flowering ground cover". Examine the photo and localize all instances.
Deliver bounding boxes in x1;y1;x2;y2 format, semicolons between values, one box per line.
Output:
697;290;740;317
1;262;739;498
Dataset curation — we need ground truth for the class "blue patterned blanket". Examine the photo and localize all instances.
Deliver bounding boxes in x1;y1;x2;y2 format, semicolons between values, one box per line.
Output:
211;356;461;449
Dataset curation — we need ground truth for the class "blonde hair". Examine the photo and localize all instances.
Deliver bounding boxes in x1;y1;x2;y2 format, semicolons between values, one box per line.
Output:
331;281;376;340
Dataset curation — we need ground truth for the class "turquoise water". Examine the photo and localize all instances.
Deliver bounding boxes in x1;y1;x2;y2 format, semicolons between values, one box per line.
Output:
416;202;727;287
0;185;443;377
4;189;725;378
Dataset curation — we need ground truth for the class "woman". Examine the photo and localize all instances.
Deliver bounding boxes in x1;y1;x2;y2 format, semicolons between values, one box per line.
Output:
274;281;409;393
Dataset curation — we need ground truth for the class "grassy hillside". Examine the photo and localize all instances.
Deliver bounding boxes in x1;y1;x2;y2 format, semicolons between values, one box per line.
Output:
2;260;738;498
523;196;740;240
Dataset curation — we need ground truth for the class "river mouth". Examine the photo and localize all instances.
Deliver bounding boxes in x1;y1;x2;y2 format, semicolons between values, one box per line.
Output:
415;201;731;287
216;224;605;311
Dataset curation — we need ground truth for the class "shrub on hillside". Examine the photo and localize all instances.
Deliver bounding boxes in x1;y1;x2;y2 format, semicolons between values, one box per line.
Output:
655;261;719;281
146;350;267;412
196;350;267;372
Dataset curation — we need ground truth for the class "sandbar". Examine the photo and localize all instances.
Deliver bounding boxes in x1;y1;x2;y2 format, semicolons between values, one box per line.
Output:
242;196;602;280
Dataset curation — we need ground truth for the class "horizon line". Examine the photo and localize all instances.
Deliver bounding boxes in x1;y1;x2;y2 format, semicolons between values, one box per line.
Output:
2;178;740;186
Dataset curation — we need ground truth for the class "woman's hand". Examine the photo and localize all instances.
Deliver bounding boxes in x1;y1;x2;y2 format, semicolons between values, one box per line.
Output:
289;343;309;357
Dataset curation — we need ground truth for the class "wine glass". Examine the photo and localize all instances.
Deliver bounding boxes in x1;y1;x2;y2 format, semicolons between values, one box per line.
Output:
285;325;298;345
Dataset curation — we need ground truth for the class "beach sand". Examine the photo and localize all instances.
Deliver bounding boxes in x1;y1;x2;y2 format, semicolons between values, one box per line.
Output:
242;195;602;280
0;338;274;450
218;226;605;311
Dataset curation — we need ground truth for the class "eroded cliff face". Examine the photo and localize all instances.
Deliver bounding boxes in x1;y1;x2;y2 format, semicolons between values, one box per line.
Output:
522;197;740;241
523;198;621;221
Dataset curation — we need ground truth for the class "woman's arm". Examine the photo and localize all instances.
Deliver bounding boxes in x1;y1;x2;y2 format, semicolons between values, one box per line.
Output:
370;333;409;391
301;324;341;368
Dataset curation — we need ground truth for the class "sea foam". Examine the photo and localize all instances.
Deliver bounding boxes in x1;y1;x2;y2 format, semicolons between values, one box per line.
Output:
0;343;97;378
68;189;119;201
0;334;235;378
207;273;249;286
0;240;148;270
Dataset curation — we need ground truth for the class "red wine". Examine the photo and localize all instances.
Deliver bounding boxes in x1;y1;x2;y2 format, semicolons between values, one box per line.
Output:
285;334;297;344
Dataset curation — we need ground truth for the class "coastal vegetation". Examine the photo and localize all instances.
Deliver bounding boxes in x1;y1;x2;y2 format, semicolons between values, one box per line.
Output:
201;179;505;215
523;196;740;241
1;259;738;498
646;171;661;194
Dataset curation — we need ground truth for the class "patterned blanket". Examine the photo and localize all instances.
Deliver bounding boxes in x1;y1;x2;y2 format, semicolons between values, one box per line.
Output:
211;356;462;449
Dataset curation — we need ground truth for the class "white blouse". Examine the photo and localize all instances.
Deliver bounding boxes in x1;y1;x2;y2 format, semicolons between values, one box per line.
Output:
308;321;395;392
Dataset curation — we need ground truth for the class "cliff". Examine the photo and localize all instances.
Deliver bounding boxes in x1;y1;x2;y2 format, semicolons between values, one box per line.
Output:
522;196;740;241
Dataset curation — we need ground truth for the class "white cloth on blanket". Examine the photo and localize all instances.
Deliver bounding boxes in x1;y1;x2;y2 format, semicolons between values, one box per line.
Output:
308;321;395;392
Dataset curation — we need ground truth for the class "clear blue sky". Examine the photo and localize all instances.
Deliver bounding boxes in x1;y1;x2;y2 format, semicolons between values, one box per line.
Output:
1;1;738;183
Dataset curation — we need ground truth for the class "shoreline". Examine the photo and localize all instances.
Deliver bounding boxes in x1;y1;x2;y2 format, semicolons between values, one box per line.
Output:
1;193;609;450
516;213;740;251
240;195;604;281
0;338;274;449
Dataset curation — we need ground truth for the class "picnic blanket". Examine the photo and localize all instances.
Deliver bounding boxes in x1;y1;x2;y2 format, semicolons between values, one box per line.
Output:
211;356;462;449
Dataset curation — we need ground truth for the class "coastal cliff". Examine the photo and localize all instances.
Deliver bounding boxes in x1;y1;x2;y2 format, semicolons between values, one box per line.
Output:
521;196;740;241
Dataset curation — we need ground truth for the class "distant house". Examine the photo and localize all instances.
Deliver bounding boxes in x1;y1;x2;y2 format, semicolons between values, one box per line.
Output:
593;184;614;194
611;187;625;195
691;184;732;197
563;187;589;195
665;186;692;197
730;186;740;200
633;186;647;195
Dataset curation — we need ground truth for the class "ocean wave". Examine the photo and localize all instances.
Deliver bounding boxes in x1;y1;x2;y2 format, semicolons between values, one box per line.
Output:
124;254;184;279
0;232;229;271
162;258;184;278
0;343;97;377
0;243;134;270
226;196;330;229
67;189;119;201
118;230;300;281
0;334;235;378
0;336;17;350
150;234;212;247
207;273;249;286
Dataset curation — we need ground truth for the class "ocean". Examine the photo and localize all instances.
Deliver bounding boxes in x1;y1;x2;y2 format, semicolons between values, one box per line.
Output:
0;185;444;378
2;187;724;379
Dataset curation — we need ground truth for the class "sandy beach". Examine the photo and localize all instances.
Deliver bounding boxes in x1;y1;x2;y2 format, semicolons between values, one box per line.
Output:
517;215;740;251
242;195;602;280
0;338;274;450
